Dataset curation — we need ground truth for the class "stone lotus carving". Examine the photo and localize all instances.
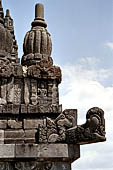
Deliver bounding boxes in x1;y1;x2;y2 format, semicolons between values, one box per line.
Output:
66;107;106;144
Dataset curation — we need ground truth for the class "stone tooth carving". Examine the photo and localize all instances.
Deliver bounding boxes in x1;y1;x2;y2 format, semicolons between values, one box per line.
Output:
66;107;106;144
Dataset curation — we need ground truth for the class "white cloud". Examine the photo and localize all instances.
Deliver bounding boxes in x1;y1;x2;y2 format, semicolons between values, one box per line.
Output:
59;57;113;170
105;41;113;50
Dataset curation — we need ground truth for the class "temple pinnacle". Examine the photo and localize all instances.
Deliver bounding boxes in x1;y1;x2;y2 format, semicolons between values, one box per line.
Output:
32;3;47;28
0;0;4;24
35;3;44;19
6;9;10;17
0;0;2;7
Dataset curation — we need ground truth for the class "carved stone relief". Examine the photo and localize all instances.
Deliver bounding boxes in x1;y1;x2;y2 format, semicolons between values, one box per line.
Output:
13;79;22;104
0;162;53;170
66;107;106;144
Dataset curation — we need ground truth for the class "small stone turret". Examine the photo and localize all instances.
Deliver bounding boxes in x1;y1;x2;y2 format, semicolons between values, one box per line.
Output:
0;1;13;61
0;0;4;24
22;3;52;66
4;9;18;63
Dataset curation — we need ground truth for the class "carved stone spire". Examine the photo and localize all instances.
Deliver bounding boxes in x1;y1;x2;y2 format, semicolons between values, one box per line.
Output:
4;9;19;63
4;9;14;33
22;3;52;66
0;0;4;24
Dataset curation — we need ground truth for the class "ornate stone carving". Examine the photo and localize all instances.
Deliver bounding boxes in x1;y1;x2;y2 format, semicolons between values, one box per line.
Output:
66;107;106;144
0;162;13;170
0;59;14;77
15;162;53;170
39;110;77;143
0;162;53;170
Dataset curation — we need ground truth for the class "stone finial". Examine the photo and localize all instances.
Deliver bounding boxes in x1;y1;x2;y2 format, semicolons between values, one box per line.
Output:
0;0;2;7
32;3;47;28
35;3;44;19
0;0;4;24
4;9;14;33
6;9;10;17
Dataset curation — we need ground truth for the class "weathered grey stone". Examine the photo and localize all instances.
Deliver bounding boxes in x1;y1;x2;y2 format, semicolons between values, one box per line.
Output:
4;130;24;144
38;144;69;158
15;144;38;158
7;77;14;104
0;144;15;158
1;79;7;103
13;105;20;114
0;120;7;129
24;78;30;104
13;64;23;77
0;130;4;144
0;105;2;113
28;105;38;113
0;162;14;170
52;82;58;105
51;162;71;170
21;104;28;113
13;79;22;105
30;79;38;105
15;144;79;160
24;129;36;143
8;120;22;129
24;119;43;129
2;104;13;113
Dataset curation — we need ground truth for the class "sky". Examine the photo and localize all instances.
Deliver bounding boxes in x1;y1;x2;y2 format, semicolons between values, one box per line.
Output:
2;0;113;170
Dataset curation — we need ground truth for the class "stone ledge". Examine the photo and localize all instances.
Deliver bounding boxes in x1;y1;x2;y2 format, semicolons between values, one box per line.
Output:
0;144;15;158
0;144;80;162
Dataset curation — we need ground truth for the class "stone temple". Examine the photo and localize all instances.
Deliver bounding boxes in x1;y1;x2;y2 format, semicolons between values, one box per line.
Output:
0;1;106;170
